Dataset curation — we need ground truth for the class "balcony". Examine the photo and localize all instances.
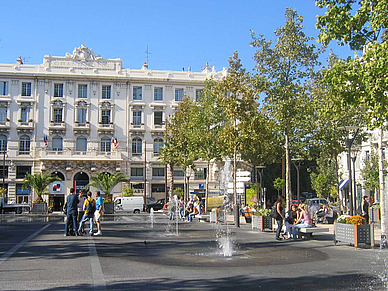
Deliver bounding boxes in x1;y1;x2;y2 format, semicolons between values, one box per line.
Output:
0;121;11;133
38;148;124;160
129;123;145;133
150;124;165;134
73;122;90;135
49;121;66;135
17;120;34;134
97;123;114;134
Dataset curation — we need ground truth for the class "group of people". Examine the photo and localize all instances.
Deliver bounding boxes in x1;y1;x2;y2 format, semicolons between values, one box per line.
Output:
168;195;204;222
64;188;103;236
273;196;313;240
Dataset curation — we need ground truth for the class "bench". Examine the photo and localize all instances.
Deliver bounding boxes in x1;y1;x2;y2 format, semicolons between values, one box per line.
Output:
196;214;210;222
297;227;329;239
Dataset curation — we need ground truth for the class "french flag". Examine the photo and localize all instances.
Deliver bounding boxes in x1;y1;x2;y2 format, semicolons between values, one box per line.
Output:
111;137;119;148
43;135;48;147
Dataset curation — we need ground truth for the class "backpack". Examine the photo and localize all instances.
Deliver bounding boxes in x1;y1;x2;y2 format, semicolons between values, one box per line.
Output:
86;200;96;216
270;203;279;219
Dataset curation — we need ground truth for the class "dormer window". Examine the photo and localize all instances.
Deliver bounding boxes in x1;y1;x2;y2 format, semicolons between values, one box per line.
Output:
54;84;63;97
133;87;142;100
0;81;8;96
78;85;87;98
102;85;111;99
22;82;32;97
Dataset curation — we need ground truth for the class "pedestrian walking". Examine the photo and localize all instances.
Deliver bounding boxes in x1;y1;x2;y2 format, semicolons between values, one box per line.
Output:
78;191;96;235
64;188;79;236
361;196;370;224
77;190;86;229
274;196;285;240
94;191;103;236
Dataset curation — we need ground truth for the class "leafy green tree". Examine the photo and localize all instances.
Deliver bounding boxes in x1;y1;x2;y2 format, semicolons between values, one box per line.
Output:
316;0;388;50
22;172;62;202
309;52;367;211
273;178;285;196
316;0;388;240
86;172;129;201
209;51;260;224
361;150;387;200
121;186;133;197
251;8;321;210
195;79;224;210
160;96;199;201
310;152;337;199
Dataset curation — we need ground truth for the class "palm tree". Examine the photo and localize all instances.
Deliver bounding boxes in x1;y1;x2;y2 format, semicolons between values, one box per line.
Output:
86;172;129;201
22;172;62;202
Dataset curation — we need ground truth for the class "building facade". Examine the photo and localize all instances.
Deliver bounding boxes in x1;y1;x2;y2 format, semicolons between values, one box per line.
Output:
0;45;228;210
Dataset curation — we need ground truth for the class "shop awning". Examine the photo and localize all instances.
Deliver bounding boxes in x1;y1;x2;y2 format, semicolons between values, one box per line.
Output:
339;179;349;190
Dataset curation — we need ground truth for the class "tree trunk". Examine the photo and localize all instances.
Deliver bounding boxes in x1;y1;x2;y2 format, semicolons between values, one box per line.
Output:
378;126;387;247
168;164;174;202
234;141;239;227
285;133;292;212
334;152;343;213
205;162;210;213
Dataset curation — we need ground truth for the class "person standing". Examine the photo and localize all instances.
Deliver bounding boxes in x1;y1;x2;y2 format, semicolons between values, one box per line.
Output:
64;188;79;236
275;196;285;241
78;191;96;235
94;191;103;236
361;196;370;224
77;190;86;230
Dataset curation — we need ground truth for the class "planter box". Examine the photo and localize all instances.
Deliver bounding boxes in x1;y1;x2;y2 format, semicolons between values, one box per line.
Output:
371;208;380;223
334;222;375;247
31;203;47;214
103;202;114;214
252;215;274;231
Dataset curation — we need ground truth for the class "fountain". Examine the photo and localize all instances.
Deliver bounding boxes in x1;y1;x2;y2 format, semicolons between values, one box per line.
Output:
214;160;235;257
164;195;179;236
149;208;155;228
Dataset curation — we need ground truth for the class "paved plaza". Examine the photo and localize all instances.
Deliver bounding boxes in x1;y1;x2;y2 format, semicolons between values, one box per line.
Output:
0;213;387;290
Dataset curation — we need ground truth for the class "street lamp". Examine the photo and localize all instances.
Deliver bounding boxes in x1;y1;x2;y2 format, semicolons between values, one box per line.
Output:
255;166;265;208
351;148;360;215
186;167;193;201
338;126;359;216
292;159;302;203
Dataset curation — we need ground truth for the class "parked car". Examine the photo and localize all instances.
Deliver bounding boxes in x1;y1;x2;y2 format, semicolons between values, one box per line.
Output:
114;196;143;213
304;198;329;212
145;198;165;213
292;200;302;206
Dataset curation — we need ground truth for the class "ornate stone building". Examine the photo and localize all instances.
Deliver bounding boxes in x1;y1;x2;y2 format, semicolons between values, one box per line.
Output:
0;45;227;210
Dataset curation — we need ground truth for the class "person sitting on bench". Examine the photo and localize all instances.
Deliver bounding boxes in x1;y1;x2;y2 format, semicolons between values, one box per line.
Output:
292;204;312;240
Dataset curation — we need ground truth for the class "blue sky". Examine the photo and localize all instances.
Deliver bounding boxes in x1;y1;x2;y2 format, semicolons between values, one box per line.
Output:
0;0;353;72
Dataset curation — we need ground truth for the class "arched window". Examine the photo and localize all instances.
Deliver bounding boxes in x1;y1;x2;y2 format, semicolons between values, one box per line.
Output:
52;136;63;151
76;136;87;152
132;138;142;154
0;135;7;152
19;136;30;154
100;137;111;152
153;138;164;155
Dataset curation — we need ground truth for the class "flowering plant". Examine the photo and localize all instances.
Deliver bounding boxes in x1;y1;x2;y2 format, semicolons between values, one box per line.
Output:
345;215;366;225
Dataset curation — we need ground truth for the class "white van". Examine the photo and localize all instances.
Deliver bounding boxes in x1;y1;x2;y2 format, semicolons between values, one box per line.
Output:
115;196;143;213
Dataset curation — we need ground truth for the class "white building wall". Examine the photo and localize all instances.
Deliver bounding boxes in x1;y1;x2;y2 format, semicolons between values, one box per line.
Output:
0;45;228;208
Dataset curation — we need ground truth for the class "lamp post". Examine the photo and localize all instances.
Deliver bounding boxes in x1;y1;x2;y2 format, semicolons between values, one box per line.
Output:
292;159;302;203
186;167;193;201
339;126;359;216
351;149;359;214
143;141;147;211
255;166;265;208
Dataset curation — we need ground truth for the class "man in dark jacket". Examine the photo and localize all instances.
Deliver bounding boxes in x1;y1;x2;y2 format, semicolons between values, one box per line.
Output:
64;188;79;236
